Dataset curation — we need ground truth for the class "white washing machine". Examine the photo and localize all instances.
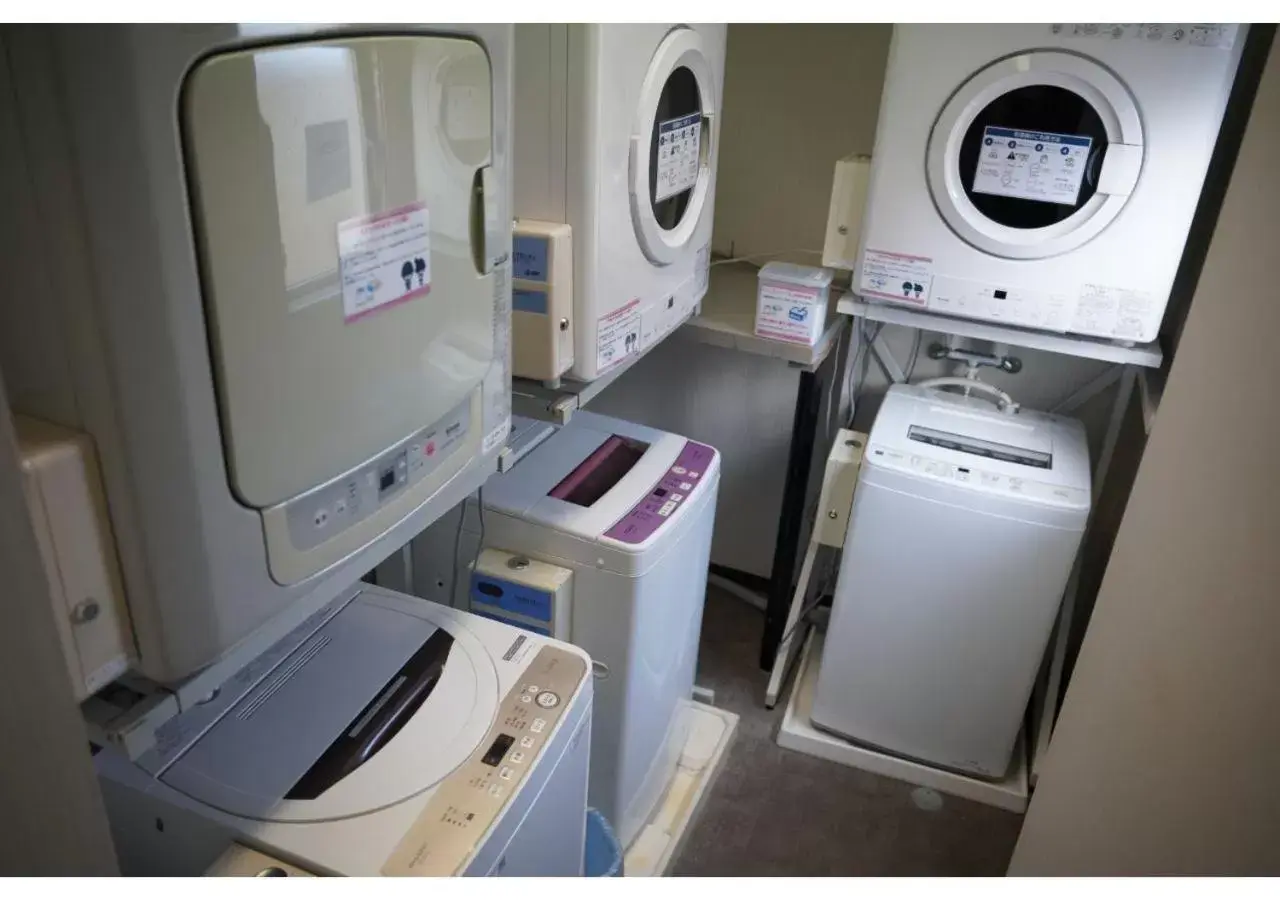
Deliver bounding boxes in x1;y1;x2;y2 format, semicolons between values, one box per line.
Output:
514;24;726;381
464;412;721;847
855;24;1248;343
95;586;593;876
812;384;1091;778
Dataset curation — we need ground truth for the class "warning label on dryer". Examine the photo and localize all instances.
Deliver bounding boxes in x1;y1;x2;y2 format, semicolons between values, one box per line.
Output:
338;202;431;322
596;299;642;373
858;250;933;306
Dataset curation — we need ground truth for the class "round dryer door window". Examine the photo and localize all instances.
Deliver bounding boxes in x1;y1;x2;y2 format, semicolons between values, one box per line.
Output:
630;27;718;266
926;51;1145;260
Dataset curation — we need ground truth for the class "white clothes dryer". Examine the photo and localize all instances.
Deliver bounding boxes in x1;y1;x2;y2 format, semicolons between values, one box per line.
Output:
856;24;1248;343
514;24;726;380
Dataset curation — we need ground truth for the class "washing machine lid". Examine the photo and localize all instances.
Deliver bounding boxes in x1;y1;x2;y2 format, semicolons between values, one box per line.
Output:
867;385;1091;494
157;591;497;823
483;411;709;541
629;26;719;266
926;49;1144;260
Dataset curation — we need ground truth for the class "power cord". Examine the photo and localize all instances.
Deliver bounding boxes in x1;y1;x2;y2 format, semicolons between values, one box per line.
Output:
903;328;924;383
776;591;831;652
710;248;823;268
845;319;883;426
447;487;486;607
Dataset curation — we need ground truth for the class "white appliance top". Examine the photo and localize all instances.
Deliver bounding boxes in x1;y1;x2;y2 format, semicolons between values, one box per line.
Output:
483;411;719;548
137;589;510;823
866;384;1091;508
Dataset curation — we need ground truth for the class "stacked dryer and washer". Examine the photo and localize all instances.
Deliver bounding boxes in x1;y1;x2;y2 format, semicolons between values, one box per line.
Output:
1;24;598;876
813;24;1251;782
513;24;726;381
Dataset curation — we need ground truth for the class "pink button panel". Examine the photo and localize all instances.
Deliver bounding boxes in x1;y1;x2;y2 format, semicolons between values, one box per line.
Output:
603;440;716;545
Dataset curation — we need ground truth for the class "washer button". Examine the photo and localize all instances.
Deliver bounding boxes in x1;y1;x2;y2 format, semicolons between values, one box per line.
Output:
672;466;687;475
520;735;535;748
536;691;560;709
530;718;546;733
520;694;532;704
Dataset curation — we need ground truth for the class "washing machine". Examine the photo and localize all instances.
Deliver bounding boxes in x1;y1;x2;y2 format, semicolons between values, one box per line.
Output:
463;412;721;847
855;24;1248;343
94;586;594;876
514;24;726;381
812;384;1091;778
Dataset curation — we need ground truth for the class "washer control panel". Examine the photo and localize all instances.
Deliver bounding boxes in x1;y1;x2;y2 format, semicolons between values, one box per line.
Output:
603;439;717;545
867;443;1089;510
382;644;587;876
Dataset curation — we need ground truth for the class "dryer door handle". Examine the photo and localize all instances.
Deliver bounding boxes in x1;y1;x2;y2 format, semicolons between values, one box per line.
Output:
1096;144;1143;197
470;164;502;275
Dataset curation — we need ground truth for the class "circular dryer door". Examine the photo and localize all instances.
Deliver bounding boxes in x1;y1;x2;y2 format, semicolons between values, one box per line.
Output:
629;27;718;266
926;51;1145;260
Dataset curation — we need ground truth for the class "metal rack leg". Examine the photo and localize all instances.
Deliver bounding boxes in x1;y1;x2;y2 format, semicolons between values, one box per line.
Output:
760;356;831;670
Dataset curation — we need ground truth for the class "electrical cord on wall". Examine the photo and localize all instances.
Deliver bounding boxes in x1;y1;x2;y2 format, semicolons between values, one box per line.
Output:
903;329;924;383
709;248;823;268
845;320;883;426
447;487;486;607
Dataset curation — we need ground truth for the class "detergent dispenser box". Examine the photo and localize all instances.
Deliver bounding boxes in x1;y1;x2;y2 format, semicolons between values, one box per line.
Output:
755;262;834;345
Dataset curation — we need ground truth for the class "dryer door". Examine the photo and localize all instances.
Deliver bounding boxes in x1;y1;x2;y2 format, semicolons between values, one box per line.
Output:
184;35;496;512
926;51;1144;260
628;27;719;266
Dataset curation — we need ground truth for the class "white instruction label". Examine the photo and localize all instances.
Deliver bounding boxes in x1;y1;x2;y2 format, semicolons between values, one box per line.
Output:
596;299;642;373
859;250;933;306
338;202;431;322
1050;24;1239;50
655;113;702;202
695;243;710;295
1073;283;1156;339
972;127;1092;206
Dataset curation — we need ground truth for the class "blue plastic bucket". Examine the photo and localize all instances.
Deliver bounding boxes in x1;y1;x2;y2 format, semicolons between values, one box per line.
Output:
583;808;623;877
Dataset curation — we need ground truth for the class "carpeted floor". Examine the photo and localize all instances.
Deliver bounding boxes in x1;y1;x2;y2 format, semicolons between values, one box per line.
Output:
669;585;1025;876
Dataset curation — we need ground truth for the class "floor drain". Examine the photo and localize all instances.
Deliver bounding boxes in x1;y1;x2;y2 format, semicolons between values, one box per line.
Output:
911;787;944;811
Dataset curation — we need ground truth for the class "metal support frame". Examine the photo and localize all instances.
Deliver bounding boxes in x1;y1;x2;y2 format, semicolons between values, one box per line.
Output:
1029;365;1140;782
759;338;844;669
765;303;1165;768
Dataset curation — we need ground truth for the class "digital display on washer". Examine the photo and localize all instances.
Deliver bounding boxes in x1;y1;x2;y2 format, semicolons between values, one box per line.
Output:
972;126;1093;206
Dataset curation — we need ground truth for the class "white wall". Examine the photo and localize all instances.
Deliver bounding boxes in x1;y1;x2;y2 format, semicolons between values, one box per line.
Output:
1010;38;1280;875
592;24;1122;577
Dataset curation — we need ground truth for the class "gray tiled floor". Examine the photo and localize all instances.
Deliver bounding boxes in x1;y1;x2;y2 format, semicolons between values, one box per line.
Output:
669;586;1024;876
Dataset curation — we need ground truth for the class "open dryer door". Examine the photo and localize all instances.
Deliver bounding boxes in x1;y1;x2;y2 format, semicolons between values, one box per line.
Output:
628;27;719;266
926;50;1145;260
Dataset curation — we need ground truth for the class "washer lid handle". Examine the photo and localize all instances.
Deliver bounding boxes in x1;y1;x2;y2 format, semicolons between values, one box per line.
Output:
1096;143;1143;197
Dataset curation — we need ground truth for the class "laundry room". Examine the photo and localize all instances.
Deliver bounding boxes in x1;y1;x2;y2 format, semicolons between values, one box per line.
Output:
2;14;1280;883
